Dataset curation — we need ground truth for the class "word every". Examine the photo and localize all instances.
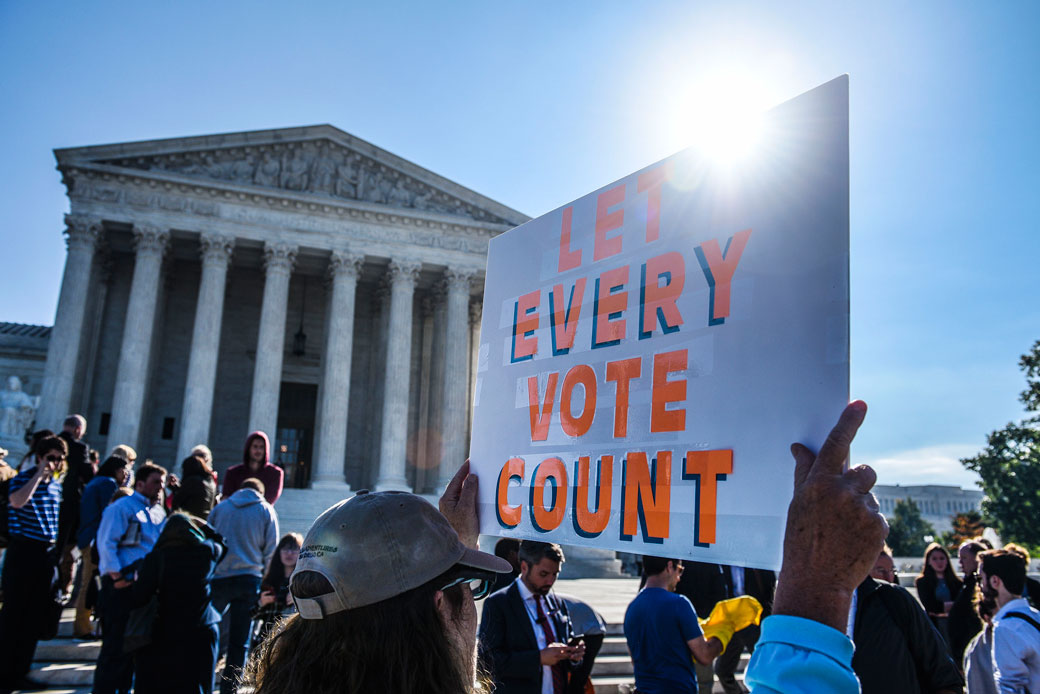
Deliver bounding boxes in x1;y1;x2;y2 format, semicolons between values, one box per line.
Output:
495;449;733;546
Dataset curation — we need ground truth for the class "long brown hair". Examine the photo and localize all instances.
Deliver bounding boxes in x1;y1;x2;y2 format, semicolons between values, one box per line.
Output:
919;542;962;589
248;568;478;694
260;533;303;591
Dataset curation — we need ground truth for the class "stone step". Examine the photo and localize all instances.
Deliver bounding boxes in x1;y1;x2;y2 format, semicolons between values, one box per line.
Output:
26;661;95;687
34;638;101;662
591;654;635;676
592;672;746;694
598;635;630;656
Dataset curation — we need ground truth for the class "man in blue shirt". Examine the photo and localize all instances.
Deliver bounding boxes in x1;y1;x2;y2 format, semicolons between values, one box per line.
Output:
92;462;167;694
624;556;723;694
0;433;67;691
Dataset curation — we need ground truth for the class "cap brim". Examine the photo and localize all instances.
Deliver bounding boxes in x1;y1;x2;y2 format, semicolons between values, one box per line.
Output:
458;547;514;574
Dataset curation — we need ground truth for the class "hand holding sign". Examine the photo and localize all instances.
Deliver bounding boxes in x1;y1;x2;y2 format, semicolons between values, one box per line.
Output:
439;460;480;550
773;400;888;632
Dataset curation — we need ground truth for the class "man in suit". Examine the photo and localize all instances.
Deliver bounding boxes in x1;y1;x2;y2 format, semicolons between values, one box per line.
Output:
676;562;776;694
478;540;585;694
56;413;93;596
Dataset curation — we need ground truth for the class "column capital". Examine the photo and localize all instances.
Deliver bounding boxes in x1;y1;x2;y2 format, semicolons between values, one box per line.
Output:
387;259;421;288
443;267;477;294
263;241;298;273
328;250;364;280
63;214;102;251
199;233;235;265
132;224;170;256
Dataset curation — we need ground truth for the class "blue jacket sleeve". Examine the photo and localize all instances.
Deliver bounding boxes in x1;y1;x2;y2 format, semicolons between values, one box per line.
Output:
745;616;860;694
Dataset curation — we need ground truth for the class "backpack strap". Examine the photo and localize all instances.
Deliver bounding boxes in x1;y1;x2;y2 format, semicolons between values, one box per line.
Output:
1004;612;1040;632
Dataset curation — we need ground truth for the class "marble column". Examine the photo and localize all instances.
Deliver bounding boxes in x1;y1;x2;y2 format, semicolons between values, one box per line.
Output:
248;242;297;438
176;233;234;460
468;298;482;441
374;259;421;492
438;269;475;488
106;224;169;450
37;215;102;430
312;250;363;489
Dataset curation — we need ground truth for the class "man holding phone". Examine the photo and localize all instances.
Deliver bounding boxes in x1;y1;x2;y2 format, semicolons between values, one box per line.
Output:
479;540;585;694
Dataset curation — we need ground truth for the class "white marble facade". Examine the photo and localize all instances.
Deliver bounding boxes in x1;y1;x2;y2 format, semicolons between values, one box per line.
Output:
37;125;528;498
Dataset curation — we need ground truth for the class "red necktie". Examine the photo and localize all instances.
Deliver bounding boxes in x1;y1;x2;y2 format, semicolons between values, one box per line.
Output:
534;595;566;694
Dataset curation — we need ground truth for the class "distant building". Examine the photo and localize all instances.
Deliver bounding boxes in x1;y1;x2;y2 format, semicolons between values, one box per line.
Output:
874;484;984;534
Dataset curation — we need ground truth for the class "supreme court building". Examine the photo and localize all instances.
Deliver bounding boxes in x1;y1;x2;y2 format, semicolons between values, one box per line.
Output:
36;125;528;520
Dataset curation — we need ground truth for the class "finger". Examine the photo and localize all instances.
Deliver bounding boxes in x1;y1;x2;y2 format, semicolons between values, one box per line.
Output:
441;461;471;506
790;443;816;488
844;464;877;495
809;400;867;479
459;469;478;510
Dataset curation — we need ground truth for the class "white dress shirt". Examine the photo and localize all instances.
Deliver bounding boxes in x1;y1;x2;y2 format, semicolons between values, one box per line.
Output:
991;597;1040;694
515;576;558;694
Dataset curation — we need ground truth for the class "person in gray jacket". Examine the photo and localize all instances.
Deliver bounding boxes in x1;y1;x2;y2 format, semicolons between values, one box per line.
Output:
208;477;278;694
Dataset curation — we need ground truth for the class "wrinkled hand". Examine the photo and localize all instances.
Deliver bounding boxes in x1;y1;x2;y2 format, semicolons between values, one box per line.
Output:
540;643;574;665
773;401;888;632
439;460;479;549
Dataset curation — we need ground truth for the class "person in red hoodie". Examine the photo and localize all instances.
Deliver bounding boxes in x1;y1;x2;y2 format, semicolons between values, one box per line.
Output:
221;432;284;505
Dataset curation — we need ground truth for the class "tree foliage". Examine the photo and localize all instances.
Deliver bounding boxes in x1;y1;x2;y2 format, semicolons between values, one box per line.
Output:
887;498;936;557
939;511;986;550
961;340;1040;551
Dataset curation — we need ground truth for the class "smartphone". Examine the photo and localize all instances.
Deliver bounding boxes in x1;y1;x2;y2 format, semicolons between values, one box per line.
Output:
567;634;584;647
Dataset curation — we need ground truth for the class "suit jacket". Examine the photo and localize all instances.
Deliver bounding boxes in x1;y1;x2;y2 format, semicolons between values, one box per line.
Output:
676;562;776;619
57;431;93;545
478;581;574;694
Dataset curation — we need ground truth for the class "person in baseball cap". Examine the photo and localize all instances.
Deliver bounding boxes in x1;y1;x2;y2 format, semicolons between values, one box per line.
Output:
249;462;512;694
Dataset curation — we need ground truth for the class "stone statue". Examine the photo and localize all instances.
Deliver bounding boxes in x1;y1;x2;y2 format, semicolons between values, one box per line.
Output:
0;376;36;440
281;147;310;191
310;145;337;194
334;154;359;199
254;151;282;187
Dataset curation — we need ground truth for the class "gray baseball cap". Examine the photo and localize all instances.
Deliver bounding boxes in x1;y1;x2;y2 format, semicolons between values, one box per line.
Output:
291;489;513;619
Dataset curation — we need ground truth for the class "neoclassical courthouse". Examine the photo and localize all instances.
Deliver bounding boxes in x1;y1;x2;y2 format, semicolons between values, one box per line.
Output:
22;125;528;525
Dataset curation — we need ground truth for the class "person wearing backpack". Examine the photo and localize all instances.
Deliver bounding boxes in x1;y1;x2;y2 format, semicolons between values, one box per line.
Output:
978;549;1040;693
850;547;964;694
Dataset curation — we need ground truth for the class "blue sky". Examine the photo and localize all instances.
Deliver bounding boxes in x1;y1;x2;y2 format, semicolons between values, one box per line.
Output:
2;1;1038;489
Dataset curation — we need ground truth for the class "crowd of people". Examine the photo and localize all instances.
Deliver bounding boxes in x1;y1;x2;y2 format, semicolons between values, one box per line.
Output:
0;401;1038;693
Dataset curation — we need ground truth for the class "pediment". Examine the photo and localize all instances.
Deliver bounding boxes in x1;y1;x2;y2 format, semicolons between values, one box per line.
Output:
55;125;528;227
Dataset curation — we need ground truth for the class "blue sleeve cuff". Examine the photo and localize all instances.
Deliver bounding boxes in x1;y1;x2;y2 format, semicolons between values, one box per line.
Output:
745;615;859;694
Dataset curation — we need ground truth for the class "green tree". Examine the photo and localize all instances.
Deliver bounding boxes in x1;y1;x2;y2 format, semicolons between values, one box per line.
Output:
887;498;936;557
938;510;986;550
962;340;1040;551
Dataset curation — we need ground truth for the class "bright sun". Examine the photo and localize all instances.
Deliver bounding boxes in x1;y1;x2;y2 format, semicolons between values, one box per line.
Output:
668;68;780;163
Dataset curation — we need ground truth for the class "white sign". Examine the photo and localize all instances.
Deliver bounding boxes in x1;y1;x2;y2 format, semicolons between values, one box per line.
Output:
470;76;849;570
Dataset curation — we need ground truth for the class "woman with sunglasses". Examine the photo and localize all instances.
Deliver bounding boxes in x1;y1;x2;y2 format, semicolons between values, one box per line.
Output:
249;463;511;694
0;432;68;691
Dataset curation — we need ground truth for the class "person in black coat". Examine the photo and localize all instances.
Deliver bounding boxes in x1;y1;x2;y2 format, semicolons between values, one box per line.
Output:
57;414;93;593
675;562;776;694
851;573;964;694
169;455;219;521
131;513;227;694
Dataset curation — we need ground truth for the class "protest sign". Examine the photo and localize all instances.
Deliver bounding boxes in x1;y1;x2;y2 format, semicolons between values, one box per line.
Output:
470;76;849;570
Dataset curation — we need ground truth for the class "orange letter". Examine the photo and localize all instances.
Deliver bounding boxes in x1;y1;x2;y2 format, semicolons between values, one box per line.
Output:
593;265;629;347
496;457;525;528
640;252;685;338
549;278;586;355
606;358;641;437
695;229;752;325
560;365;596;437
651;349;687;433
574;455;612;537
593;184;626;261
683;450;733;545
511;289;540;362
531;457;567;532
527;373;559;442
557;206;581;272
621;451;672;542
637;162;671;243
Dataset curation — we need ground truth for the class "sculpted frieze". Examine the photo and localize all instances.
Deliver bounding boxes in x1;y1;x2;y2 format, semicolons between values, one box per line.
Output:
98;140;512;225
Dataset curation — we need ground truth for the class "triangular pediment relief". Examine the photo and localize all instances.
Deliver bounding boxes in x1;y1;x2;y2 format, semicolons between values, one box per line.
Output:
55;125;528;227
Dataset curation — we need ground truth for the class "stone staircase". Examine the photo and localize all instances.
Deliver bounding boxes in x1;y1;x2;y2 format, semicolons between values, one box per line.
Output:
20;610;746;693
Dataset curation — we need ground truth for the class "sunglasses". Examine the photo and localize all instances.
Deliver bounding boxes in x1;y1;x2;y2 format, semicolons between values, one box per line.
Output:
439;576;495;600
45;455;66;463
